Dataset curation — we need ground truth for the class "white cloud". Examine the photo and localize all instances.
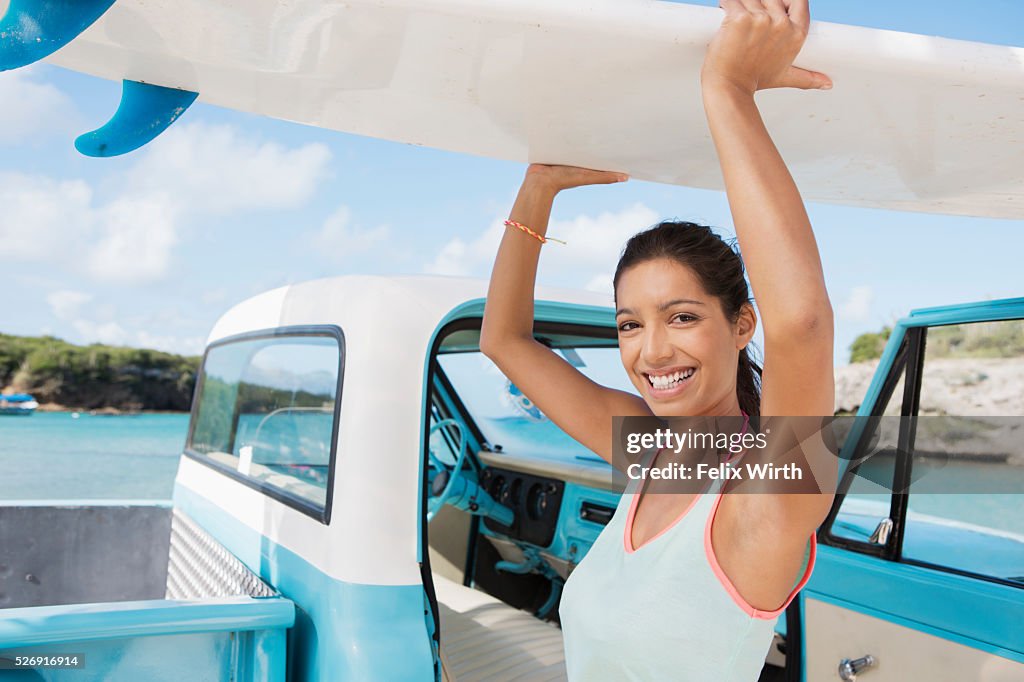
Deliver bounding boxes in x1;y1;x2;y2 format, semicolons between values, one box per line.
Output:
313;205;390;262
43;292;130;346
0;174;179;283
423;236;479;276
584;273;614;294
45;293;207;354
423;203;660;288
72;319;129;346
47;290;94;321
134;330;206;356
543;203;661;273
1;123;333;284
840;286;874;322
129;122;332;214
62;319;202;354
87;194;181;282
0;174;94;259
0;69;75;144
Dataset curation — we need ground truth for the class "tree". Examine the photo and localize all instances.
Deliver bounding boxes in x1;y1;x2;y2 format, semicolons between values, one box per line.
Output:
849;326;891;363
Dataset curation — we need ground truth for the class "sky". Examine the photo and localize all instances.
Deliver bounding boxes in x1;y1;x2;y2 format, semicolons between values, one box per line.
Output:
1;0;1022;366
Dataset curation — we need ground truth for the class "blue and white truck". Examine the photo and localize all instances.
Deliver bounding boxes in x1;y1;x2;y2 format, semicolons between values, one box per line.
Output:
1;277;1022;681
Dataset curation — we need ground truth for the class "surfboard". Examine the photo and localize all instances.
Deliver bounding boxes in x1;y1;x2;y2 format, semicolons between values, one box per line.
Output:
34;0;1024;219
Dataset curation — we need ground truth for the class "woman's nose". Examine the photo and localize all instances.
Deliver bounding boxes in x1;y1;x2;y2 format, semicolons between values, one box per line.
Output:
641;326;673;365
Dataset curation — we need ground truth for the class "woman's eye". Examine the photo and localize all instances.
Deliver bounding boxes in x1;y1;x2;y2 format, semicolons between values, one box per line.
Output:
618;321;639;332
672;313;698;324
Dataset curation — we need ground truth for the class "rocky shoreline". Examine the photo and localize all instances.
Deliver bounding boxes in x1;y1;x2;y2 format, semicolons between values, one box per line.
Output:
835;357;1024;416
33;403;188;415
835;358;1024;466
16;358;1023;417
1;333;199;413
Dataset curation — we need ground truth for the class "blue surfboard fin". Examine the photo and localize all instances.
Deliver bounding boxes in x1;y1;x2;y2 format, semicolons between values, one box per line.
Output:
75;79;199;157
0;0;116;71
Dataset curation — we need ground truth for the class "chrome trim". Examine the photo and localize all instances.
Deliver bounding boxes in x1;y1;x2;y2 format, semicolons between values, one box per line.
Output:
838;654;877;681
869;518;893;545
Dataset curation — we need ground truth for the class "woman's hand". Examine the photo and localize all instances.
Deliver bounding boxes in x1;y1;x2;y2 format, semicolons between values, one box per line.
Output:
523;163;628;195
701;0;831;96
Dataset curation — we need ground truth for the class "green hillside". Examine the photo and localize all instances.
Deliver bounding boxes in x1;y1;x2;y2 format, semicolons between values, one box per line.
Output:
849;319;1024;364
0;334;200;411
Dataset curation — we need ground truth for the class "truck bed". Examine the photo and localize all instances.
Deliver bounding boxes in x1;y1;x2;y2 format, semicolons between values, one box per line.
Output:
0;503;293;681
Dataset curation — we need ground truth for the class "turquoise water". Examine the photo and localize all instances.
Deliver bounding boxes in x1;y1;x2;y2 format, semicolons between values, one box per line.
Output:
0;412;188;501
3;411;1021;544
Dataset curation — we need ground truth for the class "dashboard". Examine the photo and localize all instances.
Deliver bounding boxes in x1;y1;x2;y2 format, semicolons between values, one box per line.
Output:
476;454;621;577
480;467;565;547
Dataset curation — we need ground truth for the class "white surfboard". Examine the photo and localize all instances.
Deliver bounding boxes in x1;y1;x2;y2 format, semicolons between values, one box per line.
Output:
41;0;1024;219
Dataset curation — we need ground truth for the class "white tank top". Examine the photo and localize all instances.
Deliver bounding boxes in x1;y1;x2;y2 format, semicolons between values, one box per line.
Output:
559;470;816;681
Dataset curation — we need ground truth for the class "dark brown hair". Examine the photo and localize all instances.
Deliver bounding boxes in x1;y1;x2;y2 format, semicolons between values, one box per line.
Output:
612;221;762;417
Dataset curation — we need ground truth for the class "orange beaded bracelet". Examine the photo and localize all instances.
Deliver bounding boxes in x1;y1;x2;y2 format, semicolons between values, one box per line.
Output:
504;219;566;245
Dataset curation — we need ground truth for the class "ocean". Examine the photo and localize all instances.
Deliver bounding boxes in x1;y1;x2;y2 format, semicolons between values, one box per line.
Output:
0;412;187;501
1;412;1020;542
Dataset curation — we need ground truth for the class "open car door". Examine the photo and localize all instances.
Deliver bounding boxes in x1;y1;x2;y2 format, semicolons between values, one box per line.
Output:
800;305;1024;681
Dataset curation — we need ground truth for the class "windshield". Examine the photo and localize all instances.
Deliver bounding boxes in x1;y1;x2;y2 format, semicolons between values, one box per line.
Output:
437;343;636;463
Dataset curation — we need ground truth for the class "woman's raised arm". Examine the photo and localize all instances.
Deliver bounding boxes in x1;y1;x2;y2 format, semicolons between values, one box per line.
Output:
480;165;651;463
701;0;836;527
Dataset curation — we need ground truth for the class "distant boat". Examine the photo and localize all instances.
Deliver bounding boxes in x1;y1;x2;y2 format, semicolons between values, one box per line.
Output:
0;393;39;415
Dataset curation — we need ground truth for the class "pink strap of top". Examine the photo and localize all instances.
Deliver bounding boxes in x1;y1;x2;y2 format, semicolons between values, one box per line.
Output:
704;490;818;620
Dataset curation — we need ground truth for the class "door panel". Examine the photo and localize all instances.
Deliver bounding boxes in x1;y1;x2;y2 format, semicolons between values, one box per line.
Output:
804;597;1024;681
809;317;1024;682
804;546;1023;665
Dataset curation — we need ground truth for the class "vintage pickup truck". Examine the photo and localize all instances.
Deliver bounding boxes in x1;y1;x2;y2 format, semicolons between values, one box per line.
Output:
1;276;1021;681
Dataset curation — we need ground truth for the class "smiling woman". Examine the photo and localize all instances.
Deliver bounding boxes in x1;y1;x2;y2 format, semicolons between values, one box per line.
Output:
479;0;834;679
612;222;759;419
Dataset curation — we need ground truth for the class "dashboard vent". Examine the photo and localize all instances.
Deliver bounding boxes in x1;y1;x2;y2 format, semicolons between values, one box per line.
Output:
579;502;614;526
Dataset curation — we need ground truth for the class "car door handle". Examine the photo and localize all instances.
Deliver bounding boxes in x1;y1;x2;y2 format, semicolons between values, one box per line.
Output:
869;518;892;545
838;655;876;681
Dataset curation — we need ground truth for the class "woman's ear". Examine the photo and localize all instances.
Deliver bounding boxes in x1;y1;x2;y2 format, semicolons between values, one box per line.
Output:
735;303;757;350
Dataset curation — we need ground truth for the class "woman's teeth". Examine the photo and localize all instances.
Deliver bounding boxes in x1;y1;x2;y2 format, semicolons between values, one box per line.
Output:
647;368;695;389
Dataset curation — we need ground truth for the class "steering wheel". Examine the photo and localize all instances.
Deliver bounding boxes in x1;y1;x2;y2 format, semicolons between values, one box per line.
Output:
427;418;469;522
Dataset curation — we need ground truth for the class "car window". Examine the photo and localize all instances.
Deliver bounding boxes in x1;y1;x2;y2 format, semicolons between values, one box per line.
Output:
188;330;342;518
428;404;468;469
437;344;634;462
828;342;907;546
903;319;1024;584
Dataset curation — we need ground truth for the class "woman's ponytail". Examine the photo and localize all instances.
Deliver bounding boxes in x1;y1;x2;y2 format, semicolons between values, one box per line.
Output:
736;346;762;418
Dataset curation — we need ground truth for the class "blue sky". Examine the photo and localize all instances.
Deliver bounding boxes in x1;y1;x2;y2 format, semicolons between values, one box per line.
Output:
1;0;1021;365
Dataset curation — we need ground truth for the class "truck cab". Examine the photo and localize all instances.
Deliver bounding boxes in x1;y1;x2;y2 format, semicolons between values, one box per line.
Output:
178;275;1024;681
176;274;616;681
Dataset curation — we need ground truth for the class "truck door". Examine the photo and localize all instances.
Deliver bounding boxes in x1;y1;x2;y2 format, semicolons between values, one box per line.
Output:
802;317;1024;681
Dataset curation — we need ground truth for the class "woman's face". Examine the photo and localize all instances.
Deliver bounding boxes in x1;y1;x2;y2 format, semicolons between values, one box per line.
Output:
615;258;755;417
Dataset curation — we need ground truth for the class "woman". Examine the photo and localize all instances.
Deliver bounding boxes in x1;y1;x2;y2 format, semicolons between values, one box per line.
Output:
480;1;835;679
